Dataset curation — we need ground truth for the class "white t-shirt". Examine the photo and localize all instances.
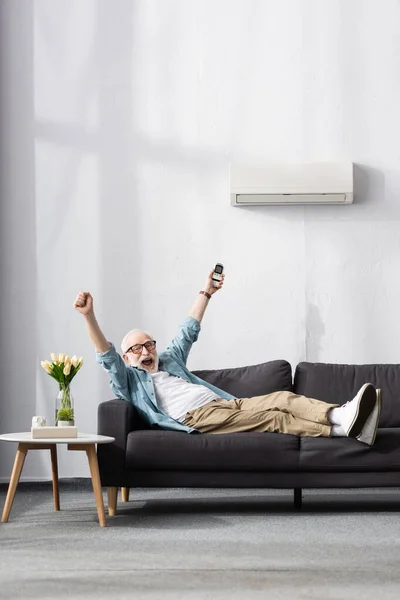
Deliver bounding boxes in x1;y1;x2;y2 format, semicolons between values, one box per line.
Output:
151;371;220;422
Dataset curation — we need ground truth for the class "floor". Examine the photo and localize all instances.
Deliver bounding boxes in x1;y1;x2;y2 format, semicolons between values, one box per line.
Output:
1;481;400;599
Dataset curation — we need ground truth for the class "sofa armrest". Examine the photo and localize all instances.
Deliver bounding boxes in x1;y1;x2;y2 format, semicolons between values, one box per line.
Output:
98;398;136;440
97;399;136;487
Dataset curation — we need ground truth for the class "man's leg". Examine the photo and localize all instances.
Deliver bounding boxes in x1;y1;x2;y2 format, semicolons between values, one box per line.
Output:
183;398;331;436
233;392;338;426
184;384;379;443
226;386;377;439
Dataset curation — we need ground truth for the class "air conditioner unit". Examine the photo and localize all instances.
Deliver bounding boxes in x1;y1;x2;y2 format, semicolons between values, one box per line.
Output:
230;162;353;205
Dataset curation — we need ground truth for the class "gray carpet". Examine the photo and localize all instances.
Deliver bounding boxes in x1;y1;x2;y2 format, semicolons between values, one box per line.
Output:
1;481;400;599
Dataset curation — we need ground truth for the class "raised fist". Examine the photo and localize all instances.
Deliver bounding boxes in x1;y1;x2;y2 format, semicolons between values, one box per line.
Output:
73;291;94;316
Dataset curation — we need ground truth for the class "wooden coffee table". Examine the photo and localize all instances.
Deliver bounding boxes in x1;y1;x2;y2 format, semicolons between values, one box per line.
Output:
0;432;114;527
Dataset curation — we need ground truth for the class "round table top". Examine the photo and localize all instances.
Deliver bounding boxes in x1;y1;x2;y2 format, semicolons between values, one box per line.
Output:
0;432;115;444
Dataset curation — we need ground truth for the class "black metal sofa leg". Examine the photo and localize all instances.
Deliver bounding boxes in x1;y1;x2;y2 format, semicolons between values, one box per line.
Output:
294;488;302;510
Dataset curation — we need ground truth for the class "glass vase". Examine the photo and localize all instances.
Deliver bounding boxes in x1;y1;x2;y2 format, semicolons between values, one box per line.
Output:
55;384;75;426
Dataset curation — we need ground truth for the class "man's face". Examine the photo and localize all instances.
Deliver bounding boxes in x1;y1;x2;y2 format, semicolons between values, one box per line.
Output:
122;331;159;374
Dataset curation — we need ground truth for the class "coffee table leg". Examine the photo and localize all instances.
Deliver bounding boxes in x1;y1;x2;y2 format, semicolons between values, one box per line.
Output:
85;445;106;527
1;443;28;523
50;445;60;511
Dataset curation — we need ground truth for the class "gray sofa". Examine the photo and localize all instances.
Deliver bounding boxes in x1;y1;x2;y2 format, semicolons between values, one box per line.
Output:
97;360;400;510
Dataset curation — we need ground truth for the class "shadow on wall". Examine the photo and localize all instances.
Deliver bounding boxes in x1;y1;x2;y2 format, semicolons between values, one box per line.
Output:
0;1;36;472
32;0;266;429
304;164;391;223
93;0;230;346
347;164;389;220
302;165;387;365
305;302;326;363
33;0;238;352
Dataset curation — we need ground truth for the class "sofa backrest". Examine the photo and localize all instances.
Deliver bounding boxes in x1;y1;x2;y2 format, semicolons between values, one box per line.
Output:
294;362;400;428
193;359;293;398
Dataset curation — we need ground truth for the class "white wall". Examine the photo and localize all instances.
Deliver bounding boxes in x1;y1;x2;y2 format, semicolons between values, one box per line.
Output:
1;0;400;480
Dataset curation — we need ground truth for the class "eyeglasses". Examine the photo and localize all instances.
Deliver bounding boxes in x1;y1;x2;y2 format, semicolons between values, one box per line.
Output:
125;341;156;355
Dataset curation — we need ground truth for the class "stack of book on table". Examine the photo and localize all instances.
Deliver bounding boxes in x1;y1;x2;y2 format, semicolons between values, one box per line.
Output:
31;426;78;439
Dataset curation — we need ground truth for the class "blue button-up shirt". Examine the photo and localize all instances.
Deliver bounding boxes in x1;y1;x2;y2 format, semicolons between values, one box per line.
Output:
96;316;236;433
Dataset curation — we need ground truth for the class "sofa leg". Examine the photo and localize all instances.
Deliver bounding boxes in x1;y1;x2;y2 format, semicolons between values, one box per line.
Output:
294;488;302;510
121;487;130;502
107;486;118;516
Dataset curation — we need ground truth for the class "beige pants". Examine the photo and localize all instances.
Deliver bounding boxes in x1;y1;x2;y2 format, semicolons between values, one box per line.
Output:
183;391;339;437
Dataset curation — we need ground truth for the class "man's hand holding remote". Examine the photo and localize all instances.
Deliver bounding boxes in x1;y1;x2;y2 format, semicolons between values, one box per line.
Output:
188;266;225;324
204;268;225;296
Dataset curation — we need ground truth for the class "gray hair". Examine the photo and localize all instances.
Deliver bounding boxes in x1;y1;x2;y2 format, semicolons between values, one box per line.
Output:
121;329;154;353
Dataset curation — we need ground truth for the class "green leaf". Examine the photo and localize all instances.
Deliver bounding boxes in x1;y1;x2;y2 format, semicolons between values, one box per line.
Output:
52;364;62;379
47;371;60;383
56;408;74;422
44;361;81;387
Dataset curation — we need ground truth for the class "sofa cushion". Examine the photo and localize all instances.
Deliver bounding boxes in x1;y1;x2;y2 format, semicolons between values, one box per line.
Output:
193;359;293;398
300;428;400;472
126;430;300;472
294;362;400;428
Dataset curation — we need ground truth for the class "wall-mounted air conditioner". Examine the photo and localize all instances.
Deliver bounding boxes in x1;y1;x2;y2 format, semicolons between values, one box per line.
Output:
230;162;353;205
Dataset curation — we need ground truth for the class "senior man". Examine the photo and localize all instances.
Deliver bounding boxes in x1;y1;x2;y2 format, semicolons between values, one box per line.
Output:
74;269;381;445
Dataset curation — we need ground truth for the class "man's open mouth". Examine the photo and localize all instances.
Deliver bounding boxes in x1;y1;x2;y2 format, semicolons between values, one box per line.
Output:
141;358;153;367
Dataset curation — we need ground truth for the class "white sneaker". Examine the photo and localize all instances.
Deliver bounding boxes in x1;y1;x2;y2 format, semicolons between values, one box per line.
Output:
340;383;377;438
357;389;382;446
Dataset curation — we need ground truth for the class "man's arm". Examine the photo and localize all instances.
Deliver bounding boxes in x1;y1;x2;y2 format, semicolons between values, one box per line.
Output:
73;292;110;353
188;268;225;324
165;268;225;365
73;291;131;400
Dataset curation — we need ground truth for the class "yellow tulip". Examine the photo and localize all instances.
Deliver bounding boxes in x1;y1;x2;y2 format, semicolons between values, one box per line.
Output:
58;353;65;364
71;355;79;367
64;355;71;365
51;353;58;364
78;357;84;366
41;361;53;374
63;363;71;376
